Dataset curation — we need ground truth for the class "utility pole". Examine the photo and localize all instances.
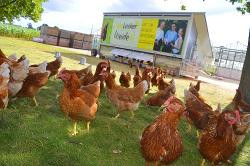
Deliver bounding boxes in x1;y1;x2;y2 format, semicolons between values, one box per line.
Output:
90;24;93;34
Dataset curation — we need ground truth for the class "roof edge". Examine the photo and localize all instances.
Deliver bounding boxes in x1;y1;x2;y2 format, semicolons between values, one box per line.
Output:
103;12;206;16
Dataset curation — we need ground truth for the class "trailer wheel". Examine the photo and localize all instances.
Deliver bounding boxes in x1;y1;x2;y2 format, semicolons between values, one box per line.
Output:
91;49;98;57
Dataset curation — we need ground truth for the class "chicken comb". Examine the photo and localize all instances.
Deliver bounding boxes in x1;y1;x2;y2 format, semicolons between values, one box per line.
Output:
227;110;241;125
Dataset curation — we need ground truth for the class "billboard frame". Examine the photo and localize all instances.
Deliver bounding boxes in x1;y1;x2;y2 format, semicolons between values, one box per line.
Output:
100;12;194;59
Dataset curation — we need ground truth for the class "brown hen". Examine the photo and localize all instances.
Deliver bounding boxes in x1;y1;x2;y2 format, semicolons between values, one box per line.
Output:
58;69;101;135
233;89;250;112
141;67;152;94
157;77;174;91
0;63;10;110
119;72;131;88
133;67;142;87
140;96;185;166
146;79;176;107
15;70;50;106
199;110;240;165
103;72;148;118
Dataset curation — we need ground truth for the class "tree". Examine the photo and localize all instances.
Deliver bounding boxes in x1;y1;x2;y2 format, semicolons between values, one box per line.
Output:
179;0;250;14
239;30;250;103
0;0;48;22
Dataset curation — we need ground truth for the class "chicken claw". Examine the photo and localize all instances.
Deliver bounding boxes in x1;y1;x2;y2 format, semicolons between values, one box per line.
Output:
114;113;120;119
32;97;38;106
200;159;205;166
10;97;17;102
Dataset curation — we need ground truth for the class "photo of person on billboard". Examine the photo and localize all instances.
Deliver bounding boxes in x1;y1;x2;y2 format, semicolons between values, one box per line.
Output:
153;21;165;51
153;19;187;56
101;23;109;41
100;17;114;44
163;23;178;53
171;28;184;54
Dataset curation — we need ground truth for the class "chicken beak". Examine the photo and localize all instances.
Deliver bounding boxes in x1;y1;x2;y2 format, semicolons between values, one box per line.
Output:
57;72;63;79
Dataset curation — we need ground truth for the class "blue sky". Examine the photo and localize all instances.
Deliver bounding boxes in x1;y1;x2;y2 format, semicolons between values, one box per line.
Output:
15;0;250;47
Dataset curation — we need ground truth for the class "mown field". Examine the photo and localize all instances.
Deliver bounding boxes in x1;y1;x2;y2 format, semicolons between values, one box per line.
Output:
0;36;249;166
0;24;40;40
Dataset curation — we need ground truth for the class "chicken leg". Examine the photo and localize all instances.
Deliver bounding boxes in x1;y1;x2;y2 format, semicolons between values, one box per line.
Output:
196;130;200;138
146;161;158;166
72;121;78;136
186;124;192;133
32;97;38;106
130;111;134;118
0;110;3;122
86;121;90;132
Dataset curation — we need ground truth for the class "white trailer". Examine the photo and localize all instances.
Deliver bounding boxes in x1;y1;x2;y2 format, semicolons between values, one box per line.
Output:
99;12;213;77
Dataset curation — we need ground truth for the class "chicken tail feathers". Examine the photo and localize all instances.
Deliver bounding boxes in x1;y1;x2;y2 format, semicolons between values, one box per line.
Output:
141;80;149;93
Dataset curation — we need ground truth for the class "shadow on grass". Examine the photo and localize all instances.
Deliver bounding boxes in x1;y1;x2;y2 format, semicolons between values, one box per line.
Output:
233;135;250;165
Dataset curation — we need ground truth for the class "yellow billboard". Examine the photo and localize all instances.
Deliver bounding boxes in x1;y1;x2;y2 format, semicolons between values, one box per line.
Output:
138;19;158;50
100;17;188;56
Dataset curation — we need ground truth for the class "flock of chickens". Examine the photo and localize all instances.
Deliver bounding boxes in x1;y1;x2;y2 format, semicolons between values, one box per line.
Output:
0;48;250;166
0;49;62;107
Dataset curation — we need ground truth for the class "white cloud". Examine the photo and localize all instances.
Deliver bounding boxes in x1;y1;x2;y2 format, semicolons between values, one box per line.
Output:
207;11;250;47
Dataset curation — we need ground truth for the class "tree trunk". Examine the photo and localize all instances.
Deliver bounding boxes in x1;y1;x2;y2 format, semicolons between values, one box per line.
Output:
239;30;250;103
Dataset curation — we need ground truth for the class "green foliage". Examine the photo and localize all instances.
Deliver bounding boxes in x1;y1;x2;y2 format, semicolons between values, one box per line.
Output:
0;0;47;22
226;0;250;14
180;0;250;14
0;37;249;166
0;23;40;40
181;5;186;11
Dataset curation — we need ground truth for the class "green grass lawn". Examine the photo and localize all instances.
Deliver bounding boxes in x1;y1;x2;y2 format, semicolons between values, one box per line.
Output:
0;36;249;166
